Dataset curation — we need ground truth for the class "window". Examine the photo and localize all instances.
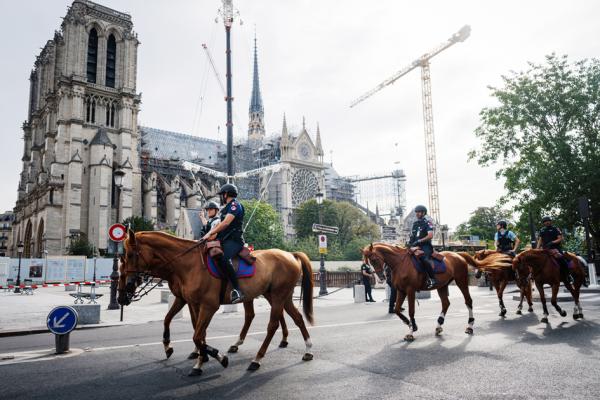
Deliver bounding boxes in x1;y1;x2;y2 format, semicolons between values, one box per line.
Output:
106;34;116;88
106;102;116;127
87;28;98;83
86;97;96;124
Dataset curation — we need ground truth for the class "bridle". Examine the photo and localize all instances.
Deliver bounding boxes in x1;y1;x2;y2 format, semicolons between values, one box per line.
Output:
120;234;206;303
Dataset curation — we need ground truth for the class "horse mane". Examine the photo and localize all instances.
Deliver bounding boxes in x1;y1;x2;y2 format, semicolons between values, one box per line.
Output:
514;249;550;266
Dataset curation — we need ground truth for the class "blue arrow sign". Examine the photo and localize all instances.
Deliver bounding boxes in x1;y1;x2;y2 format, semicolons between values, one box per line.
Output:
47;306;78;335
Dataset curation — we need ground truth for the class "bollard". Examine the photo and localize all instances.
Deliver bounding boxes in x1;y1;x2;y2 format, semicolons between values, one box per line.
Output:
589;262;598;287
55;334;70;354
354;284;366;303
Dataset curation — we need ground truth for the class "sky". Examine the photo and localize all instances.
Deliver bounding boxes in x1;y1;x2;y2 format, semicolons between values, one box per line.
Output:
1;0;600;229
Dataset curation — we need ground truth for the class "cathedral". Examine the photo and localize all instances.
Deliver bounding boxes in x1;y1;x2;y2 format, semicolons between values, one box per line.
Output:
10;0;336;256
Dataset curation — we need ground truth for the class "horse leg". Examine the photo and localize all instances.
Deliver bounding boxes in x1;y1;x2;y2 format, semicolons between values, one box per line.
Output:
535;281;550;323
189;304;222;377
456;277;474;335
283;297;313;361
497;279;508;317
267;292;290;348
563;278;583;320
404;289;417;341
186;303;205;361
395;289;410;326
526;282;534;313
228;300;255;353
550;283;566;317
435;285;450;336
163;296;186;359
248;299;285;371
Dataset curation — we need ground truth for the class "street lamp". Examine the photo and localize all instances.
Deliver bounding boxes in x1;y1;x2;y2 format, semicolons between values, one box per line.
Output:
315;192;328;296
14;242;24;293
108;169;125;310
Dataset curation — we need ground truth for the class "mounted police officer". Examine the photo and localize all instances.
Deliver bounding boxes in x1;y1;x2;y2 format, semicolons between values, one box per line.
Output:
537;216;574;284
199;201;220;238
495;220;520;257
201;183;246;304
409;205;437;289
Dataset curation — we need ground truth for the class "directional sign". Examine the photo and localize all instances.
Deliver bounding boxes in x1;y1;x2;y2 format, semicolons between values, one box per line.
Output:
312;223;339;235
108;223;127;242
47;306;78;335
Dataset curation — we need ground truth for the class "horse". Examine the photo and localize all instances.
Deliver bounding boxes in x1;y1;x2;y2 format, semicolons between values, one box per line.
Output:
459;250;534;317
118;231;314;376
362;243;511;341
162;294;292;360
512;249;586;323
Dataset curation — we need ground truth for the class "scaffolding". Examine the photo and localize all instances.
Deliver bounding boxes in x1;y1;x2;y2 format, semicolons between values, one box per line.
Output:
346;169;407;223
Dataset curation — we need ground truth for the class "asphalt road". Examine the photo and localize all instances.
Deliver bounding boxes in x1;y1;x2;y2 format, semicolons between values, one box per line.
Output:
1;287;600;400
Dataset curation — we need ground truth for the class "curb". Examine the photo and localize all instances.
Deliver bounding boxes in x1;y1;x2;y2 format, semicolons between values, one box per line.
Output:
0;322;138;338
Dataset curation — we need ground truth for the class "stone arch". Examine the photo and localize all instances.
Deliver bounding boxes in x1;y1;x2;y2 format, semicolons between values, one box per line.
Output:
36;219;45;258
23;220;33;258
85;21;106;37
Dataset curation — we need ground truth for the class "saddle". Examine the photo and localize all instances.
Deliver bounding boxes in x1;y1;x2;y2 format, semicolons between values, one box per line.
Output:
408;247;446;274
206;240;257;264
408;247;444;261
546;249;563;259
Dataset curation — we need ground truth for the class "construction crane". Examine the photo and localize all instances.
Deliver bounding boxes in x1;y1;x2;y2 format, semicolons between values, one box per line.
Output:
350;25;471;224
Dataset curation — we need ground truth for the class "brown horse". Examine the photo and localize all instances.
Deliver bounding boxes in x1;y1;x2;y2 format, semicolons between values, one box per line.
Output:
118;231;314;376
362;243;510;341
513;249;586;323
460;250;534;317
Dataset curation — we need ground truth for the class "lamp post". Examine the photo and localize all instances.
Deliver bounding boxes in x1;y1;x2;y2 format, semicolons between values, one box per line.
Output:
108;169;125;310
441;225;449;250
315;192;328;296
14;242;24;293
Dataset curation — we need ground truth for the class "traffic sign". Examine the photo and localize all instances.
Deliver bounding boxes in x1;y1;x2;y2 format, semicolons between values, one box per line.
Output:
312;223;339;235
47;306;78;335
318;234;328;254
108;223;127;242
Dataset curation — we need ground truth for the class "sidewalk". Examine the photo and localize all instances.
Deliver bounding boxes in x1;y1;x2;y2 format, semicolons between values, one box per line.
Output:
0;283;526;336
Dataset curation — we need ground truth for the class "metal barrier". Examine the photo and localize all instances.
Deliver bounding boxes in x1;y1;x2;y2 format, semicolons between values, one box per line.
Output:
299;271;375;288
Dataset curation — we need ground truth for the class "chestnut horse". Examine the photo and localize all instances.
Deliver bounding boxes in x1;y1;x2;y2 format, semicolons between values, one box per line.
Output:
118;231;314;376
362;243;511;341
513;249;586;323
460;251;534;317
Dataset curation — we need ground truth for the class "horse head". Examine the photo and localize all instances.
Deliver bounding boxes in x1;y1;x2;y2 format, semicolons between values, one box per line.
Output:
361;243;408;281
512;252;532;287
118;229;149;306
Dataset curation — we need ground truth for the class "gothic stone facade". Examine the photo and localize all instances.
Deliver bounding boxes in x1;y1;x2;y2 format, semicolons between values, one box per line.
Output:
11;0;142;256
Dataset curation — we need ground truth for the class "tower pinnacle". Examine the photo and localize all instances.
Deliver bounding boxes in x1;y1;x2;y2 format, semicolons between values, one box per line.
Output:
248;30;265;147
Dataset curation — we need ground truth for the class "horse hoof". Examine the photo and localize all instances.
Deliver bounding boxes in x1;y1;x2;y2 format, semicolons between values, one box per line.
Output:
247;361;261;371
516;310;522;315
219;356;229;368
573;314;580;320
559;310;567;317
404;334;415;342
227;346;238;354
528;307;534;313
579;314;584;319
165;347;174;359
499;310;507;317
465;327;474;335
435;327;443;336
279;341;289;348
188;368;203;377
187;352;199;360
302;353;314;361
541;317;549;324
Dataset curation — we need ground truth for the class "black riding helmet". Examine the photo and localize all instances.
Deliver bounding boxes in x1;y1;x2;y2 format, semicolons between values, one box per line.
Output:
414;205;428;214
541;216;552;223
497;220;507;229
203;201;219;210
218;183;238;197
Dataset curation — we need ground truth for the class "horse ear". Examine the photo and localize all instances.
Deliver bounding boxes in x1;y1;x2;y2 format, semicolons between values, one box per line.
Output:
128;228;136;246
369;243;374;252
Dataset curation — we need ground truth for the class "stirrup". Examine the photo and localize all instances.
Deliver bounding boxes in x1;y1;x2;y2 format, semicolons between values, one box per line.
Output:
426;278;437;289
231;289;245;304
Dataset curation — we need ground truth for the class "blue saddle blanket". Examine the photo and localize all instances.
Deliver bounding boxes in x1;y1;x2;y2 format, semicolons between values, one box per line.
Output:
411;256;447;274
206;255;255;279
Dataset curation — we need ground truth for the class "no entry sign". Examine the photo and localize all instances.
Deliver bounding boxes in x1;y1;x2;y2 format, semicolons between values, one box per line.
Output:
108;223;127;242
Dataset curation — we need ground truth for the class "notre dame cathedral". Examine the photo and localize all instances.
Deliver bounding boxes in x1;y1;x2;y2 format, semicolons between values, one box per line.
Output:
10;0;348;256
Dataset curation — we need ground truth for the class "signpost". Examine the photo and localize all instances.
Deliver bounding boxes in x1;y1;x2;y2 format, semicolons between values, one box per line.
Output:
108;223;127;314
312;223;339;235
578;197;597;286
47;306;78;354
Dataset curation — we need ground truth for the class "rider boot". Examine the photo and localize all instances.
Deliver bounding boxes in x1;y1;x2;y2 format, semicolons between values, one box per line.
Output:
422;257;438;289
217;256;246;304
559;258;574;285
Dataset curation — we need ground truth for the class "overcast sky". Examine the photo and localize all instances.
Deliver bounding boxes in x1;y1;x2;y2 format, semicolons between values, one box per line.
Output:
2;0;600;229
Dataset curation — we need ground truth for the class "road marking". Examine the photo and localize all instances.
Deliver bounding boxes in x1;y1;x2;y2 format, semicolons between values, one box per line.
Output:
0;348;84;366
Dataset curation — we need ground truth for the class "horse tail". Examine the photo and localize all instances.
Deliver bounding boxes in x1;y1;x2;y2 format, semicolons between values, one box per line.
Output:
293;251;314;325
458;251;512;271
457;252;483;269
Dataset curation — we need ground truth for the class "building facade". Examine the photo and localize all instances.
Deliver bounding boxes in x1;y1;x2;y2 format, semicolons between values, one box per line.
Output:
0;211;14;256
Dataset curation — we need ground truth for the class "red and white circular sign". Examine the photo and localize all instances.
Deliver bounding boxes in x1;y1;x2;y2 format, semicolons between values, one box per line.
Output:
108;223;127;242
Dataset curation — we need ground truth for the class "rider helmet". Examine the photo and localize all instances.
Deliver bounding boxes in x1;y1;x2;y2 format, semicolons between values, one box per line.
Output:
218;183;238;197
414;205;428;215
497;220;507;229
203;201;219;210
541;216;552;223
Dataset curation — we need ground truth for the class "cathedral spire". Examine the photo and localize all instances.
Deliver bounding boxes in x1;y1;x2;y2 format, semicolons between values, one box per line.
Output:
248;30;265;148
282;113;288;141
315;122;323;156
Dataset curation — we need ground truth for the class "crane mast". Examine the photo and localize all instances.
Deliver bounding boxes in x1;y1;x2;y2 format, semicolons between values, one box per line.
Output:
350;25;470;225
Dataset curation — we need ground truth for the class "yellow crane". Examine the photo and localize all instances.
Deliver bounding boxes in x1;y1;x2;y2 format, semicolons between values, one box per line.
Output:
350;25;471;225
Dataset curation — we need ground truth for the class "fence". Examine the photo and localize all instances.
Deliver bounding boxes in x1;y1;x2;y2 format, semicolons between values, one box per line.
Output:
303;271;376;288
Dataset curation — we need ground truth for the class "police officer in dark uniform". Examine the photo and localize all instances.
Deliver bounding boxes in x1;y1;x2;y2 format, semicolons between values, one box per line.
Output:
495;220;520;257
199;201;220;237
360;262;375;302
409;205;437;289
537;216;574;284
202;183;246;304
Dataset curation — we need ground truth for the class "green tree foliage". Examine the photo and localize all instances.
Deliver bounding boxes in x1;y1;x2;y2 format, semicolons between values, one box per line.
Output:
293;200;380;260
122;216;155;232
470;54;600;252
455;206;512;242
68;235;94;258
240;200;284;249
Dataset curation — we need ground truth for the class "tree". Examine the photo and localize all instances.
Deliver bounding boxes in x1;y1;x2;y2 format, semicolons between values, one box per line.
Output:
122;216;155;232
470;54;600;253
240;200;284;249
68;235;94;258
455;206;512;242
